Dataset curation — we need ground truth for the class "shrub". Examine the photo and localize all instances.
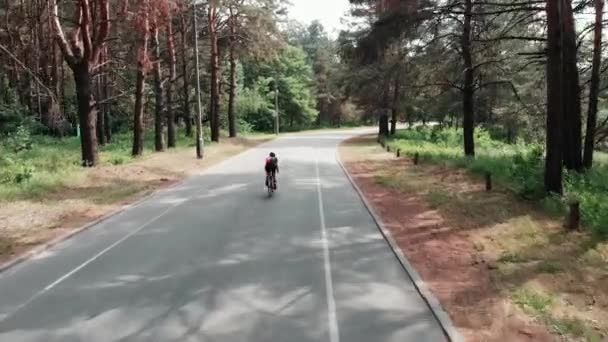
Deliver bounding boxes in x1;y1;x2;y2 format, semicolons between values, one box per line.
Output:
387;126;608;237
3;125;34;153
0;156;35;184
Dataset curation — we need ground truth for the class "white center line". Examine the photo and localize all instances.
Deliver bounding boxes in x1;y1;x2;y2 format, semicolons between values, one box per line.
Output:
315;150;340;342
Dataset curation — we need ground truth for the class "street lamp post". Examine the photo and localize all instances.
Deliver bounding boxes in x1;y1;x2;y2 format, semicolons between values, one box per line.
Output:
193;0;204;159
274;80;279;136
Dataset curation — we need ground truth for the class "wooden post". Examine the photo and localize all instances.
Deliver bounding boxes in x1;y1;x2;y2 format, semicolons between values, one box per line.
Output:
397;149;400;157
568;201;580;231
386;145;390;152
485;172;492;191
414;152;419;165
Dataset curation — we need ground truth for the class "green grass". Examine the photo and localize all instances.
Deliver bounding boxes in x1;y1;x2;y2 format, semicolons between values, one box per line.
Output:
512;288;602;340
0;128;217;201
536;261;563;274
512;288;554;315
498;252;530;264
387;127;608;237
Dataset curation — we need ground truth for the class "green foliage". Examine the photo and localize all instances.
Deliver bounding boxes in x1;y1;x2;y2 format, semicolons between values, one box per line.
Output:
512;288;554;315
0;102;29;135
3;126;34;153
0;128;199;200
564;169;608;237
237;87;273;131
388;127;608;236
242;45;318;131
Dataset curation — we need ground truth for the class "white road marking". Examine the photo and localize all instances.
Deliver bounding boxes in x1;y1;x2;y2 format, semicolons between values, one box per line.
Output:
315;150;341;342
0;203;181;323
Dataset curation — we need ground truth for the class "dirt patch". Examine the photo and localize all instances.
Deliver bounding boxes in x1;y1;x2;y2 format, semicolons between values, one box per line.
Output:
0;137;268;266
339;135;608;341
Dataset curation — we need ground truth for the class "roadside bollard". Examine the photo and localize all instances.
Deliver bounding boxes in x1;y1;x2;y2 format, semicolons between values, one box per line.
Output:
397;149;401;157
485;172;492;191
413;152;419;165
568;201;580;231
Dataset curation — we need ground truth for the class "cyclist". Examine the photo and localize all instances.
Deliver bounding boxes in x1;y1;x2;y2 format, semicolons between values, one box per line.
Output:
265;152;279;190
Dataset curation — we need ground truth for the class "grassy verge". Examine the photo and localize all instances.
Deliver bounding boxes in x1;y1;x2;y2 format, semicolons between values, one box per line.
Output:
342;135;608;341
0;129;271;263
0;129;270;201
384;127;608;238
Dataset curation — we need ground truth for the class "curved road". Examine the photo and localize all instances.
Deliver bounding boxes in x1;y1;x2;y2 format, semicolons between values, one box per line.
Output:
0;130;447;341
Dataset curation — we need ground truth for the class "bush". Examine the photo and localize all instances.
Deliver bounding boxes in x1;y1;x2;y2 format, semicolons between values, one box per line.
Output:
0;156;35;184
387;126;608;237
0;102;27;135
3;126;34;153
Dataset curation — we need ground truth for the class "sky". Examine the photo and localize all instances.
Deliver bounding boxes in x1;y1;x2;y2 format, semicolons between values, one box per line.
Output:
288;0;351;37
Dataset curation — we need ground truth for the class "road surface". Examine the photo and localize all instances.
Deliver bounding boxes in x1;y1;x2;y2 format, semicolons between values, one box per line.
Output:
0;130;447;342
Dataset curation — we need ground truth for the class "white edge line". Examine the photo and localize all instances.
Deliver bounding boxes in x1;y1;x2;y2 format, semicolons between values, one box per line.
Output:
0;137;277;275
335;144;464;342
0;137;279;320
315;150;341;342
1;198;182;322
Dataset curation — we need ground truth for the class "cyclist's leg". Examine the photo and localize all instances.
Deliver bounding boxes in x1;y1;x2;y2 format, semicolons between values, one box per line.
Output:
272;168;277;189
265;166;271;186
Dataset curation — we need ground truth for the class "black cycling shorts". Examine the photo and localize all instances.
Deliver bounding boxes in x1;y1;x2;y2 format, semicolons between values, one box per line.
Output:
265;165;277;174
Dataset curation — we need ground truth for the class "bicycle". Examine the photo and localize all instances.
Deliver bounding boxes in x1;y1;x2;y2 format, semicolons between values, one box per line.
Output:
266;173;276;196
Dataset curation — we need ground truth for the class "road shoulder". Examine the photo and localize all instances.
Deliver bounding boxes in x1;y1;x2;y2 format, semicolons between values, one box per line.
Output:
337;135;556;342
0;137;269;272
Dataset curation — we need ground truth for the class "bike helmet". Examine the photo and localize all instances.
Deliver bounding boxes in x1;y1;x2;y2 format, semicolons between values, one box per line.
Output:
270;152;276;157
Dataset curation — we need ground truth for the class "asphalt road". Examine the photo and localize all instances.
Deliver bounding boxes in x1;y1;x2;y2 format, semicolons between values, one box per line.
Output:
0;130;447;342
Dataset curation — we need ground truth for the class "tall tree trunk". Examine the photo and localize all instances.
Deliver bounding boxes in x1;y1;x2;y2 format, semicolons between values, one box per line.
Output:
545;0;564;193
152;22;165;152
561;0;582;171
96;73;106;145
74;61;99;166
166;20;177;147
180;14;192;136
132;0;149;157
104;46;112;143
227;9;237;138
391;76;400;135
583;0;604;169
96;48;107;146
379;81;390;136
208;4;220;142
462;0;475;157
51;0;109;166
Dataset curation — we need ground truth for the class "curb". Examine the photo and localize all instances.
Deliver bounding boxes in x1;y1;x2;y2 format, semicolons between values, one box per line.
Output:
335;145;464;342
0;180;181;274
0;138;275;274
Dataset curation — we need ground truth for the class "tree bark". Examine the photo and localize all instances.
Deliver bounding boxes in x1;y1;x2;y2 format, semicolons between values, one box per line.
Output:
462;0;475;157
96;72;106;145
208;3;221;142
104;46;112;143
166;19;177;148
96;47;107;146
545;0;564;193
74;61;99;166
379;81;390;136
180;13;192;137
132;0;149;157
51;0;109;167
227;8;237;138
561;0;582;171
391;76;400;135
583;0;604;169
152;21;165;152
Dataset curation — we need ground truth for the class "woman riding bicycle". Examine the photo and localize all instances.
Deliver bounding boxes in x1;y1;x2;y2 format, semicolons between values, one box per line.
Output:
265;152;279;190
